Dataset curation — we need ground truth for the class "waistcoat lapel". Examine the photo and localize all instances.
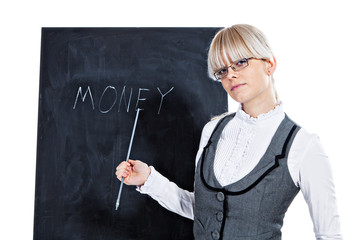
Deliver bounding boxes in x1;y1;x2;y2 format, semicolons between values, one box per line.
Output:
200;113;299;194
201;114;234;189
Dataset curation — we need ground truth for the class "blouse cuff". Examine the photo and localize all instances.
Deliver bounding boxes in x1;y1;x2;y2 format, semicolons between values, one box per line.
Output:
136;166;169;195
136;166;154;192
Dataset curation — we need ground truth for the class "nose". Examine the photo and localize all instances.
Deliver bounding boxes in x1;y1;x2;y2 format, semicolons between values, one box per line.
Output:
225;66;237;80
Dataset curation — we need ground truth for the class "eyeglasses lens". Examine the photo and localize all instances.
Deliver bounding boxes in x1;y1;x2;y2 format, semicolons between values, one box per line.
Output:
215;58;249;81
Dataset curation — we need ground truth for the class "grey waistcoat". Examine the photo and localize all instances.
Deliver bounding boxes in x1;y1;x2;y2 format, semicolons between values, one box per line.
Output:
193;113;300;240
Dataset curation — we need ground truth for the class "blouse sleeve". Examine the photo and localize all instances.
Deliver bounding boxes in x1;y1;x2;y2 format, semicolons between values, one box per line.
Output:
136;119;219;220
137;166;195;219
289;129;342;240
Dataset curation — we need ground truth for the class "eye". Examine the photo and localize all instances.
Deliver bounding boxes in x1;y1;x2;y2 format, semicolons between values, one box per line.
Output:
234;59;247;67
217;68;227;75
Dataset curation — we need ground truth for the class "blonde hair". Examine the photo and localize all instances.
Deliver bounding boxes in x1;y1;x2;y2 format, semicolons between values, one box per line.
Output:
207;24;278;98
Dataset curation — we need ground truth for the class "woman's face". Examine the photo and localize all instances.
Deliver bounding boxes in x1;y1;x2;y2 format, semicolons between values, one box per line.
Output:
219;58;276;105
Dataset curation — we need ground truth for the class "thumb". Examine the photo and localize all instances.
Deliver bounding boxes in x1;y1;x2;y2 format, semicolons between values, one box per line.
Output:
128;159;136;166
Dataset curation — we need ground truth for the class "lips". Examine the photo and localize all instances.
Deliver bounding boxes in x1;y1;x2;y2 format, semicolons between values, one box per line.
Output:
231;83;246;91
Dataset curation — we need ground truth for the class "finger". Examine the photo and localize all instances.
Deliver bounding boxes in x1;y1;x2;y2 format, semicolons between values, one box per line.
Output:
116;170;129;180
128;159;136;166
116;161;130;170
115;166;126;174
115;167;130;177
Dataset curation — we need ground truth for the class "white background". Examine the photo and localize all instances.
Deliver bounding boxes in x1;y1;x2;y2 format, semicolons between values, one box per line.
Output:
1;0;359;239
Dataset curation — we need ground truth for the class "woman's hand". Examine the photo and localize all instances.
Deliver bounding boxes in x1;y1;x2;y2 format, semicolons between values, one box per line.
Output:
115;159;151;186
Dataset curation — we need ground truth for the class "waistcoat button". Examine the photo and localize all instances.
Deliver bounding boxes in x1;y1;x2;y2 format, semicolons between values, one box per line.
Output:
211;230;220;240
216;212;223;221
216;192;225;202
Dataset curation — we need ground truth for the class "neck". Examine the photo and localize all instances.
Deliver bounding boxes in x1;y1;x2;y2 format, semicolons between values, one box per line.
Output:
242;95;277;119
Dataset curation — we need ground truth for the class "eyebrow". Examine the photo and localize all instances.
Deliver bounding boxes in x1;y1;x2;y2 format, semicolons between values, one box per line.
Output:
216;58;245;72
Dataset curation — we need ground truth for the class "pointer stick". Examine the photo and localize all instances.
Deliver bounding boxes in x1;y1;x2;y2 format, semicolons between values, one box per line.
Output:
115;108;141;210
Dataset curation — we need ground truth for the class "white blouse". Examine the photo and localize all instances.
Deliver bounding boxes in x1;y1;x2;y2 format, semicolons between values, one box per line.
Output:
138;102;342;240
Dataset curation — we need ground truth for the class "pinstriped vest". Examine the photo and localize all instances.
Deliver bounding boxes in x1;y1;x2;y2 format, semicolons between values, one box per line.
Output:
193;113;300;240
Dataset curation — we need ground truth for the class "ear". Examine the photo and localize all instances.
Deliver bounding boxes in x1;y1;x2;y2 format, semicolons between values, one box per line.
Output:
267;56;277;76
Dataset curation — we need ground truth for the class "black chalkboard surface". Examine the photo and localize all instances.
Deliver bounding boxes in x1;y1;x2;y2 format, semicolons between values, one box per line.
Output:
34;28;227;240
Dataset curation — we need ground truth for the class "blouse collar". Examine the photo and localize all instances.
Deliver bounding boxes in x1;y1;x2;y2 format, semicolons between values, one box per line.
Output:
234;101;284;125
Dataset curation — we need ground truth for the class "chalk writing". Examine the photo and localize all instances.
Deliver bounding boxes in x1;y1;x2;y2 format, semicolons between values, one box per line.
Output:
73;85;174;115
99;86;117;114
118;86;132;113
73;86;95;110
157;87;174;114
135;88;150;111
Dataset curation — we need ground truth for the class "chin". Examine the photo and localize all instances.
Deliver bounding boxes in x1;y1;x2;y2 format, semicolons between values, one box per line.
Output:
230;95;248;104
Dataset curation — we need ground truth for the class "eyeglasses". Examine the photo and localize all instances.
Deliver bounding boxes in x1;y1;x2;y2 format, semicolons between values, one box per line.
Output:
214;57;255;81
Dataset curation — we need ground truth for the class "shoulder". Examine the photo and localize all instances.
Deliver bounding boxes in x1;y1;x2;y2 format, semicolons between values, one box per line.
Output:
292;127;321;153
210;111;234;121
290;125;324;165
288;126;328;186
293;127;329;170
285;115;320;148
198;112;234;146
202;112;234;136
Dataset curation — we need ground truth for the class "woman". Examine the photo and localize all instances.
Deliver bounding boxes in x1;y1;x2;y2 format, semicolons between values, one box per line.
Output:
115;24;342;240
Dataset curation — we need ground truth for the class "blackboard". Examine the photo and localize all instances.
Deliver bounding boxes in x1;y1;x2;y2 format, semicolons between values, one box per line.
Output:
34;28;227;240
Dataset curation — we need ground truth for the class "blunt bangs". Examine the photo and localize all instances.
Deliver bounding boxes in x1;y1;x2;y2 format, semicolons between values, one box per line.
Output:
207;24;274;80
